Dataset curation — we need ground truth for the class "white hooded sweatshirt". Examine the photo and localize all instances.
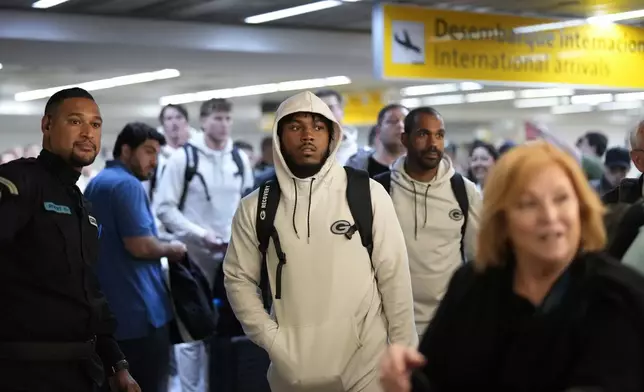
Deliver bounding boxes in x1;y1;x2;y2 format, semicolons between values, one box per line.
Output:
336;124;359;166
389;156;482;336
224;91;417;392
155;133;253;285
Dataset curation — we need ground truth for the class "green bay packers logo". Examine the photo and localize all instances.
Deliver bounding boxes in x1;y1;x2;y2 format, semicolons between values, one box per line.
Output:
449;209;463;221
330;220;352;235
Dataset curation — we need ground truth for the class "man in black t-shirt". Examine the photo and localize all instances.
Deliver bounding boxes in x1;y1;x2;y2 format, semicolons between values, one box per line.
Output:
347;104;408;177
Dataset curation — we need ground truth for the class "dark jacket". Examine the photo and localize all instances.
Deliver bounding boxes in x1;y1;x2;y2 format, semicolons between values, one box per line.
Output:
0;150;124;390
414;252;644;392
602;175;643;204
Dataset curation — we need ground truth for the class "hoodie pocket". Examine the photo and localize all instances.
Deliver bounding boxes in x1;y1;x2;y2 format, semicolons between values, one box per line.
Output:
268;317;361;391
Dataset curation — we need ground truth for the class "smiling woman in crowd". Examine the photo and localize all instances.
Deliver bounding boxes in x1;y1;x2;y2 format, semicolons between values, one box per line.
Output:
380;141;644;392
467;140;498;193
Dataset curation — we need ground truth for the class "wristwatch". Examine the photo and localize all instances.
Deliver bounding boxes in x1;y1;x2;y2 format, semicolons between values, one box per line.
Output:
110;359;130;376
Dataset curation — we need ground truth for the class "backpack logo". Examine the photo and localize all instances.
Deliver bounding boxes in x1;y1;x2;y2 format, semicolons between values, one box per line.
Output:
330;220;352;235
259;183;271;221
449;209;463;221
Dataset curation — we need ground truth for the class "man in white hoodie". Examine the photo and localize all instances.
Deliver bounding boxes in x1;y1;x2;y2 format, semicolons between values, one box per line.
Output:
155;98;253;392
374;106;482;337
315;89;359;165
224;91;417;392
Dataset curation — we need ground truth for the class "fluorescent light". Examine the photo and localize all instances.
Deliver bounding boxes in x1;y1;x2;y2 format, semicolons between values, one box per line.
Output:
400;98;422;108
459;82;484;91
551;104;593;114
518;88;575;98
425;94;465;106
513;19;586;34
587;9;644;23
570;93;613;105
159;76;351;105
32;0;70;8
514;97;562;108
15;69;180;102
245;1;342;24
597;101;643;111
466;90;516;103
401;83;459;97
514;9;644;34
0;63;3;70
615;92;644;102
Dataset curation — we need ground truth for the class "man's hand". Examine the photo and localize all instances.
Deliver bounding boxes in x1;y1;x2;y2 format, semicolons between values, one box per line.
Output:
109;370;141;392
166;241;187;263
379;344;426;392
202;231;225;251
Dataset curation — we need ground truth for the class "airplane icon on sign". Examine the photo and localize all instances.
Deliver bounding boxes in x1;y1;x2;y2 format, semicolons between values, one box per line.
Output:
394;30;421;53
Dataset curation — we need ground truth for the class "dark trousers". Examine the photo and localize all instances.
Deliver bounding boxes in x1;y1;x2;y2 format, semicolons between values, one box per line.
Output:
0;360;97;392
112;324;171;392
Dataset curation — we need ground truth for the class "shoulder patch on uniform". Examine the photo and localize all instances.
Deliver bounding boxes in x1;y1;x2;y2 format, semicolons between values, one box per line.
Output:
44;202;72;215
0;176;19;195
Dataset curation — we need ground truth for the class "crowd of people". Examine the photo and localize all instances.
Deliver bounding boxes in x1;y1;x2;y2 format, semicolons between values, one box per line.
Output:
1;84;644;392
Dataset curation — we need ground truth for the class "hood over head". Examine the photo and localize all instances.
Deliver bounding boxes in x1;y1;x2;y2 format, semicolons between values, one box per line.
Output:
272;91;343;186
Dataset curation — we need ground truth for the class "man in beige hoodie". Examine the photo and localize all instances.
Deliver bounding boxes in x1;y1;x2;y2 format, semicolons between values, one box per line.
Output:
224;91;417;392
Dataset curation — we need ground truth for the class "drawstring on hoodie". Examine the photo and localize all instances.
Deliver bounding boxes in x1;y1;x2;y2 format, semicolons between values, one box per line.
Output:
411;182;432;240
307;179;314;243
422;185;431;228
290;177;315;242
292;178;300;239
412;183;418;240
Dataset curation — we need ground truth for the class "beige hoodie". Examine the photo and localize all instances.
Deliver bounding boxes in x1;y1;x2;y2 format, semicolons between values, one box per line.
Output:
224;91;417;392
389;156;482;336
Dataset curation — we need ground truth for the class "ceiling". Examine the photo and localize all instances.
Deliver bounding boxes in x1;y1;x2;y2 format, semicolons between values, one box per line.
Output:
1;0;643;133
2;0;643;31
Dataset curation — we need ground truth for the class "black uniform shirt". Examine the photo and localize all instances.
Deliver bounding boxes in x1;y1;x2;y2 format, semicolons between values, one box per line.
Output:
0;149;124;371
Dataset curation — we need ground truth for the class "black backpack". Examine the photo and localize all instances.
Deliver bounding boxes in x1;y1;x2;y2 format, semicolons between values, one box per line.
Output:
178;143;246;211
255;166;374;308
604;182;644;260
373;171;469;263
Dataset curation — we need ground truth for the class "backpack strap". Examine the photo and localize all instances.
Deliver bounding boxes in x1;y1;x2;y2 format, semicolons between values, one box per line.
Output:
179;144;209;211
148;164;167;203
256;176;282;308
373;171;392;194
231;147;247;194
149;166;158;203
344;166;374;258
450;173;469;263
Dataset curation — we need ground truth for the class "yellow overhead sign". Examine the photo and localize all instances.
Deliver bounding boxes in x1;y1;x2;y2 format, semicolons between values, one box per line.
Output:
343;91;387;126
373;3;644;89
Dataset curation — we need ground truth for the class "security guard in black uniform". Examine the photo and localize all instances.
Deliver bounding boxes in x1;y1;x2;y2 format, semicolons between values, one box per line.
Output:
0;88;140;392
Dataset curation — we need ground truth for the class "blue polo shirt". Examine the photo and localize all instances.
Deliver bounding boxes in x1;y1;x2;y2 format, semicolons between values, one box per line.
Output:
84;160;173;341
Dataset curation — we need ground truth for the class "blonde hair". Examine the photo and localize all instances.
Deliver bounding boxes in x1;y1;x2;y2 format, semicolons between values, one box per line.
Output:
475;141;606;270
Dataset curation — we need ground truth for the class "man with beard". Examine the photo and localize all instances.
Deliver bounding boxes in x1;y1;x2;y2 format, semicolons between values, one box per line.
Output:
374;106;482;337
224;91;417;392
84;122;187;392
347;104;408;178
0;88;140;391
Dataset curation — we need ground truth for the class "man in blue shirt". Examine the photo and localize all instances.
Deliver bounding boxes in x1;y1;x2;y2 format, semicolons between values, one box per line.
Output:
85;122;187;392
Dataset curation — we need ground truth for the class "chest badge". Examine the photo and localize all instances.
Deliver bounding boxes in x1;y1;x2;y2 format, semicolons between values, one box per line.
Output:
330;220;352;235
44;202;72;215
449;209;463;221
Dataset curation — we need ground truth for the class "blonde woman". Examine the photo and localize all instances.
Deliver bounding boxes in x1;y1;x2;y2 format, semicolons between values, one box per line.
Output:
380;141;644;392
